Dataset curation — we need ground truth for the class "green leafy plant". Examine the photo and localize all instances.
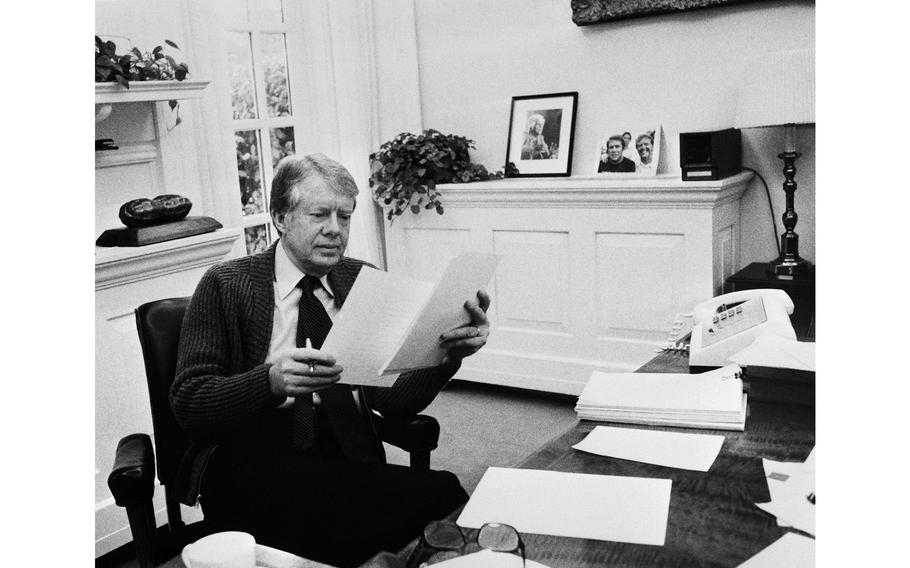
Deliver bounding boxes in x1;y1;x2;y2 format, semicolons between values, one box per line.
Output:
369;129;517;223
95;36;189;85
95;36;190;126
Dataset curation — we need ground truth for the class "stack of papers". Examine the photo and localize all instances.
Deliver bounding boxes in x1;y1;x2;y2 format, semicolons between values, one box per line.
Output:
755;449;815;535
575;364;747;431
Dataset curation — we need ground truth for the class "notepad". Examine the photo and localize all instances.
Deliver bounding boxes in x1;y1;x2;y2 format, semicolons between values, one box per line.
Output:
575;364;747;431
320;252;500;386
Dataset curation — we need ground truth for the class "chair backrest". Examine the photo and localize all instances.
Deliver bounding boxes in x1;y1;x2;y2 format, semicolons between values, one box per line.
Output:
134;297;191;489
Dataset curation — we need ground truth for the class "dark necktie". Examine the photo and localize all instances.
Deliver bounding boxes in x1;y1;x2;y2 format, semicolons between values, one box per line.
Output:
291;275;330;451
292;275;383;461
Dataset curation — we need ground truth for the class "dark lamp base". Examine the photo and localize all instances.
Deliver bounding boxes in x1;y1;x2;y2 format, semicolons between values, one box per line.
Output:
768;229;812;279
769;256;811;279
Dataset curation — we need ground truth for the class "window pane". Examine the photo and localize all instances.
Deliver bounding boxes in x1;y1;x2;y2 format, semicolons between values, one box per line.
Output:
262;34;291;117
255;0;284;23
269;127;296;167
245;224;271;255
236;130;264;216
227;32;257;120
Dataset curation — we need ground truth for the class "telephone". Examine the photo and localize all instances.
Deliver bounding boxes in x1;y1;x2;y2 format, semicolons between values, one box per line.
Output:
684;289;796;369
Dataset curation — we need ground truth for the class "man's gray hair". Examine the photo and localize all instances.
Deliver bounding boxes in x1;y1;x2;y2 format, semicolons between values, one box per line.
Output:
269;153;359;223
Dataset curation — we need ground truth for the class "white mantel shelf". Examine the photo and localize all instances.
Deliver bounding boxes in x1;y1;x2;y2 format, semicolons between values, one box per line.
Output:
95;79;210;104
95;228;241;290
434;171;753;209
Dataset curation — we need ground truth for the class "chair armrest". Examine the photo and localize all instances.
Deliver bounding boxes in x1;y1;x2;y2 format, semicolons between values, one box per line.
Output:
108;433;156;507
374;414;439;454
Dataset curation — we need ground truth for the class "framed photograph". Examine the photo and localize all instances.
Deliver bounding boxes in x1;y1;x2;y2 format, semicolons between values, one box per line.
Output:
505;92;578;177
572;0;761;26
595;125;666;176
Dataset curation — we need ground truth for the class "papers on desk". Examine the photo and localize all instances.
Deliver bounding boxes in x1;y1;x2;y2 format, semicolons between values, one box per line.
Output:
573;426;725;471
755;448;815;536
320;252;500;386
575;364;747;431
737;533;814;567
728;333;815;371
428;549;550;568
456;467;672;545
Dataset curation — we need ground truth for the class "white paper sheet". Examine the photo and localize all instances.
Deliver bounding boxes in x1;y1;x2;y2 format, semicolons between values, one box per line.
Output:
428;549;549;568
383;252;500;374
572;425;725;472
320;268;433;386
757;450;815;535
737;533;814;567
728;333;815;371
456;467;672;545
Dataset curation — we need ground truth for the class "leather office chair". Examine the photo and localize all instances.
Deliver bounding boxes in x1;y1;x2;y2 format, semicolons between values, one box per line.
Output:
108;297;441;568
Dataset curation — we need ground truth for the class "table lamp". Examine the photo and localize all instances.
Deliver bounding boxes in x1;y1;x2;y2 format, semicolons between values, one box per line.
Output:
734;48;815;279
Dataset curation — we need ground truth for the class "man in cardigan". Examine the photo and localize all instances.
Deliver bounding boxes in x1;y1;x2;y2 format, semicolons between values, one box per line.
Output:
170;154;490;567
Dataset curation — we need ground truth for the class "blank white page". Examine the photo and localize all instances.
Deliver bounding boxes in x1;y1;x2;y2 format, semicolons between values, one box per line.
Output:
321;267;433;386
382;252;500;375
456;467;671;545
573;425;725;472
737;533;814;567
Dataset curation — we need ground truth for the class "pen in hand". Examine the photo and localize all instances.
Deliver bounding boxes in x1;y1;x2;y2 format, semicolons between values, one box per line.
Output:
305;338;315;373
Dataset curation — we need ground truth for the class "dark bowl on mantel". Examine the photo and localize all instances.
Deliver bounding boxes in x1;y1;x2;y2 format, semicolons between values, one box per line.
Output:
119;194;193;228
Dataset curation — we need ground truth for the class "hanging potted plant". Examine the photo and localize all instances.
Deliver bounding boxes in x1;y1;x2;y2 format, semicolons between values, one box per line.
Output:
369;129;517;223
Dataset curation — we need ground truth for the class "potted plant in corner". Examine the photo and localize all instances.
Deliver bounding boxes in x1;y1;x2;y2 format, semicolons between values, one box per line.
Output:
369;129;517;223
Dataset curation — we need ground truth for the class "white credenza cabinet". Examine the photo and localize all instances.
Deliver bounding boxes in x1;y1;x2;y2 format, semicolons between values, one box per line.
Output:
383;172;752;395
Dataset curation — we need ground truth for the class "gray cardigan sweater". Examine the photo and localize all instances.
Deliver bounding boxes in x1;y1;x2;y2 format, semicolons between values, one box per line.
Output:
169;243;459;504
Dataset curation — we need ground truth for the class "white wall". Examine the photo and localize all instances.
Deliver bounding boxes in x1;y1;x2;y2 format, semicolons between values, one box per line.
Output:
413;0;815;265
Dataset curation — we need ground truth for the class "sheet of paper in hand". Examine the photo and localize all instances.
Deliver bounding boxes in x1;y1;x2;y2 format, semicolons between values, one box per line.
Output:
320;252;500;386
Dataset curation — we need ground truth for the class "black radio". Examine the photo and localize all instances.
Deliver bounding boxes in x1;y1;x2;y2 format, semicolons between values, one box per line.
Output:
679;128;742;181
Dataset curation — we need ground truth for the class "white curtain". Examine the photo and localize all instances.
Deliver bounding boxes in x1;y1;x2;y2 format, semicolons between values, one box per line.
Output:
319;0;423;268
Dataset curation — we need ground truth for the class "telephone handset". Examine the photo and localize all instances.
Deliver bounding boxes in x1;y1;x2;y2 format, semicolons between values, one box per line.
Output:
687;289;795;369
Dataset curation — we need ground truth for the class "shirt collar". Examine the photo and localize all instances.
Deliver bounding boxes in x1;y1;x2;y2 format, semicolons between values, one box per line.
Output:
274;239;335;301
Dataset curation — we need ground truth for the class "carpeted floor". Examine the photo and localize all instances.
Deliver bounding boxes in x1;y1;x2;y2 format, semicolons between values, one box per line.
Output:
385;380;578;493
97;380;579;567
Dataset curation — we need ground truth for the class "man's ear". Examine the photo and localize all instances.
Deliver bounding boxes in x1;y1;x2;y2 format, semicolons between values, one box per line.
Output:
272;211;287;235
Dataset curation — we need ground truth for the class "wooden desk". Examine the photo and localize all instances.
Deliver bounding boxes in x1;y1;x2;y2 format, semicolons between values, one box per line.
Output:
364;350;814;568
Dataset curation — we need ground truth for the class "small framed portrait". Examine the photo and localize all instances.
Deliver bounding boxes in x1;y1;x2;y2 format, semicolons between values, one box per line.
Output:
595;126;666;176
505;92;578;177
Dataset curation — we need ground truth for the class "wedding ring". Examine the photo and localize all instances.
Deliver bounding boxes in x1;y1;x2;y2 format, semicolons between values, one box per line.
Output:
308;362;315;373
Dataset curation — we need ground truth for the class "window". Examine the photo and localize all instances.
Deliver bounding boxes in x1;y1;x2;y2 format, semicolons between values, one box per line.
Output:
225;0;298;255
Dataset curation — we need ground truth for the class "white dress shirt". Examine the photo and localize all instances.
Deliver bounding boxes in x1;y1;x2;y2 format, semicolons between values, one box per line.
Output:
268;240;340;408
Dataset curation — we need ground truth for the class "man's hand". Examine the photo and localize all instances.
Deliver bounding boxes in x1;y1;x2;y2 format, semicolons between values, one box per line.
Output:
268;347;342;398
439;289;491;366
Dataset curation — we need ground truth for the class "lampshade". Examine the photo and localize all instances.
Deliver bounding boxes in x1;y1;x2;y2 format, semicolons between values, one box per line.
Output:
734;49;815;129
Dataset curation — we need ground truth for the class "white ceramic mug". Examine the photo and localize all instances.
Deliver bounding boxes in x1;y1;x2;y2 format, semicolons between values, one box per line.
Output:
181;531;256;568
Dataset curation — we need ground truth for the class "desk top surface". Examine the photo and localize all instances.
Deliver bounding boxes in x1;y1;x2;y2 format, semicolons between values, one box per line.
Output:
363;350;815;568
508;350;814;568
